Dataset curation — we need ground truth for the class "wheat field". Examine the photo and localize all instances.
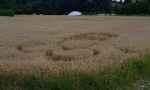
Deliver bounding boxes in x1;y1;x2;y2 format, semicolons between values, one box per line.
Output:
0;15;150;78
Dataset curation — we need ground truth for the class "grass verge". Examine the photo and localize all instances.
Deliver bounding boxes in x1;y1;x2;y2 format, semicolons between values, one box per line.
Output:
0;56;150;90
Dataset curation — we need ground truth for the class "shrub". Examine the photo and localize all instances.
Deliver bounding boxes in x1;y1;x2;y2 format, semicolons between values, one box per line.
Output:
0;10;14;17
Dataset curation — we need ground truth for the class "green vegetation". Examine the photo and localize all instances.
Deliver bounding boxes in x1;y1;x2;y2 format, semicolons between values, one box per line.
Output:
0;55;150;90
0;0;112;15
115;0;150;15
0;0;150;15
0;10;14;16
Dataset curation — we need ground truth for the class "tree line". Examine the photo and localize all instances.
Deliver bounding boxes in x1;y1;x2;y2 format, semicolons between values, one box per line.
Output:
0;0;112;15
0;0;150;15
114;0;150;15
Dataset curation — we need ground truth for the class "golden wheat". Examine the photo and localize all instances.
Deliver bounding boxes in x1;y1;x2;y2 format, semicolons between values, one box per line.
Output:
0;15;150;77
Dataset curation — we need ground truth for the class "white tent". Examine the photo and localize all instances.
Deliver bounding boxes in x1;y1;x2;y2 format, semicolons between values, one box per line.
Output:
68;11;82;16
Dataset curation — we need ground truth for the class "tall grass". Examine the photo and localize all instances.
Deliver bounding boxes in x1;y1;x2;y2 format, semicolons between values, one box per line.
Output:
0;56;150;90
